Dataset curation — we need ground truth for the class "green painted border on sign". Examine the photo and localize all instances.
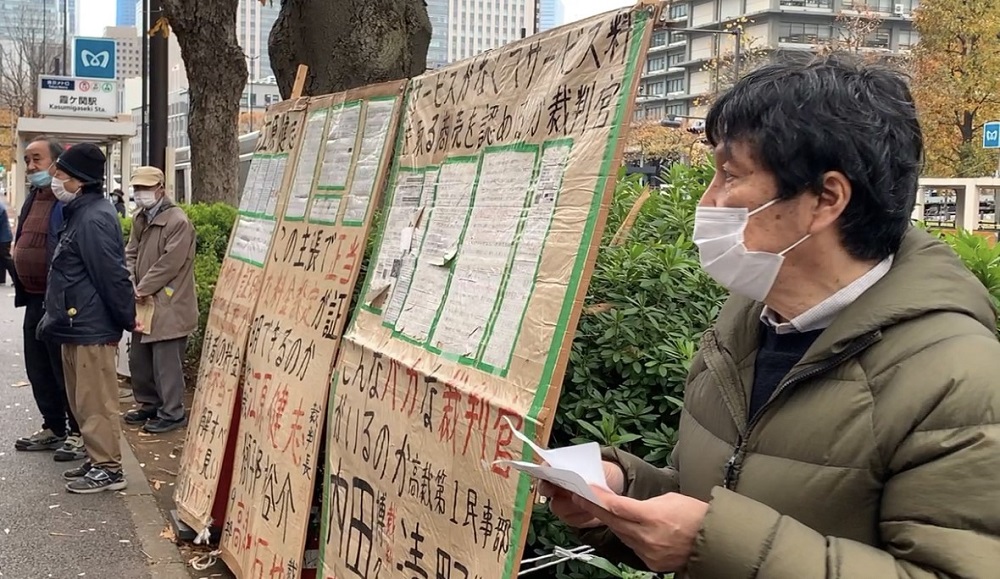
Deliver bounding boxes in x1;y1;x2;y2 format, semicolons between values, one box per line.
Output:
501;10;649;579
342;95;402;227
388;154;479;346
476;137;575;378
286;106;334;223
353;84;416;323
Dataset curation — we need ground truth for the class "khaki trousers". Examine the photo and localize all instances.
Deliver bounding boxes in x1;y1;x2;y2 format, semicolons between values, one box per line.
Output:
62;344;122;472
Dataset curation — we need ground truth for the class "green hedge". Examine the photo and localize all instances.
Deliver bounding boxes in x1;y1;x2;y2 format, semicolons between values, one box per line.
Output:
120;202;238;365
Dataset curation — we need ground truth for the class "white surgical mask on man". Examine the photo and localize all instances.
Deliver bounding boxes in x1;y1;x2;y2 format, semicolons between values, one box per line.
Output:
693;198;811;302
134;188;159;209
50;176;77;204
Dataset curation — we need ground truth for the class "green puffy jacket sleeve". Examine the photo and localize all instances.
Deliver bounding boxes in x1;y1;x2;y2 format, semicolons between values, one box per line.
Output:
577;446;680;569
686;338;1000;579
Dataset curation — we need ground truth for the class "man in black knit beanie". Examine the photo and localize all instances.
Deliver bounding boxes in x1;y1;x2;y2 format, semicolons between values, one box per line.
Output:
37;143;137;494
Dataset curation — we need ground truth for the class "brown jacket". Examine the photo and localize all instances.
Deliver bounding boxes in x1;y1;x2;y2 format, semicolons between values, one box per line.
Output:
125;199;198;343
583;228;1000;577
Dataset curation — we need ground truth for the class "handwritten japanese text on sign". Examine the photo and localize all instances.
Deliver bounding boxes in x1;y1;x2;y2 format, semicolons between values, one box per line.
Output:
220;82;406;578
321;7;652;579
175;100;307;533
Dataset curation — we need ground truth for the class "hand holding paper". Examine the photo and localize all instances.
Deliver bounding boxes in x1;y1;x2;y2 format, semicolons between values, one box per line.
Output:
493;417;612;507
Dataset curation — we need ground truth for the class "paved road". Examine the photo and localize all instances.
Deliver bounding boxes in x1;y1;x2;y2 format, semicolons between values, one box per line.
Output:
0;290;153;578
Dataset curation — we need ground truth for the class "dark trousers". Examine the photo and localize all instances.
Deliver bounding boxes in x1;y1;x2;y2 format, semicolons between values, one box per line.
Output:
0;242;14;285
23;294;79;436
129;336;186;421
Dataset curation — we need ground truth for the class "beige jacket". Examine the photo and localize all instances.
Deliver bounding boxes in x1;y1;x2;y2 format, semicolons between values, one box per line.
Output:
125;199;198;343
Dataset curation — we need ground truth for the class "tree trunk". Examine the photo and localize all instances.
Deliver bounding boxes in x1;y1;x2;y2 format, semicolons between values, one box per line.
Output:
161;0;246;205
269;0;431;99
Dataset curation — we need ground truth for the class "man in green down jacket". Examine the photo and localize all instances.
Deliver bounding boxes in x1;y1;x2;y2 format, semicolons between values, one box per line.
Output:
543;55;1000;576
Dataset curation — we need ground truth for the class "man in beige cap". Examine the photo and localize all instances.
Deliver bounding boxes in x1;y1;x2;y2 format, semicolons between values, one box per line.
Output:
123;167;198;434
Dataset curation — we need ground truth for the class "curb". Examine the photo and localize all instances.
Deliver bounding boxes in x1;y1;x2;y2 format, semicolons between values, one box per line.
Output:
119;431;191;578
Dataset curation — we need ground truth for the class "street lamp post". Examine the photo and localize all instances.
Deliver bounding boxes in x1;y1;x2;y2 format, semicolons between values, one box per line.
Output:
245;54;261;132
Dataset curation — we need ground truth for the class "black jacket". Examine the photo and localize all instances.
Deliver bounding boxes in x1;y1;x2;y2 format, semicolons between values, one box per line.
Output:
12;187;64;307
38;191;135;344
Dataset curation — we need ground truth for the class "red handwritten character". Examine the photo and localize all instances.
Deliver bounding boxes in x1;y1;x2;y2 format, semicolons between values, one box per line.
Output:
438;385;461;453
269;382;290;448
257;373;273;428
378;357;398;408
462;394;491;460
281;399;307;466
338;233;361;285
269;553;284;578
300;281;321;328
491;409;523;478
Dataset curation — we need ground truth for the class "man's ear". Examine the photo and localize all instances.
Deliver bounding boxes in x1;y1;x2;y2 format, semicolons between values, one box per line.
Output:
809;171;851;234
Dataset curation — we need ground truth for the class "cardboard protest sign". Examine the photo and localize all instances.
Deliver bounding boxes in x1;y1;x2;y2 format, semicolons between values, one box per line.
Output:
175;98;309;534
319;6;655;579
219;81;406;578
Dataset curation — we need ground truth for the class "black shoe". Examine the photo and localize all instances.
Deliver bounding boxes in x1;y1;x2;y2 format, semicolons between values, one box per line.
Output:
62;461;93;481
15;428;66;451
123;408;157;425
65;466;127;494
143;415;188;434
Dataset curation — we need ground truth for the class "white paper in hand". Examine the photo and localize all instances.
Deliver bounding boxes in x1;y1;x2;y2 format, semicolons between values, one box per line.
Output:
493;417;610;507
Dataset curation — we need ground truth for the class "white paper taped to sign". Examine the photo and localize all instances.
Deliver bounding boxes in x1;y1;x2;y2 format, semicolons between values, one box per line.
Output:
493;417;611;507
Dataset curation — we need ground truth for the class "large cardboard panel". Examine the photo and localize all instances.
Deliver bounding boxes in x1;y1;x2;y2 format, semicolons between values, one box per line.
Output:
175;98;309;532
319;6;654;579
220;81;407;578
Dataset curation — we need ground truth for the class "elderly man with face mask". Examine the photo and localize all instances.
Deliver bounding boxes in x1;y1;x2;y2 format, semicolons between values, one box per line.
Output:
12;136;85;463
37;143;136;494
123;167;197;434
543;55;1000;577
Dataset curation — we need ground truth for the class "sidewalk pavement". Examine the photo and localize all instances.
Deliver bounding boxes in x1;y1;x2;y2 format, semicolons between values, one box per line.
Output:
0;289;188;578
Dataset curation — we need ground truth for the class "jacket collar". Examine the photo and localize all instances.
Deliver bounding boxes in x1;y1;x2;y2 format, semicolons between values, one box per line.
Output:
711;227;997;366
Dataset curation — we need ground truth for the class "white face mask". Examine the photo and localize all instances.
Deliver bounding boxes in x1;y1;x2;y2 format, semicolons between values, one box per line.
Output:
693;198;811;302
135;189;159;209
50;176;77;204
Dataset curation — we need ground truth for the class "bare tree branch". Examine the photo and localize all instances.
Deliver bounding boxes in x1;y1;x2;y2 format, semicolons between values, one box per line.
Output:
0;5;64;116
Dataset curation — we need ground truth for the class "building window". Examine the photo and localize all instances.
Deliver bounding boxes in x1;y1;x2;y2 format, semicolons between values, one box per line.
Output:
651;31;666;47
778;22;833;44
898;29;919;50
646;81;665;96
780;0;832;8
863;28;891;49
668;31;686;44
666;103;686;116
646;56;665;73
666;78;685;93
669;3;688;19
842;0;916;13
667;52;685;66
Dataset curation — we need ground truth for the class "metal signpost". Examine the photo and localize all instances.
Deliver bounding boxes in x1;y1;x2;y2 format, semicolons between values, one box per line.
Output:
984;121;1000;177
72;37;118;81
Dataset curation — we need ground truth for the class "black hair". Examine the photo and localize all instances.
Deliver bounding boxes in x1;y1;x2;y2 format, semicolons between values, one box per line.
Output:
705;52;922;262
29;136;65;164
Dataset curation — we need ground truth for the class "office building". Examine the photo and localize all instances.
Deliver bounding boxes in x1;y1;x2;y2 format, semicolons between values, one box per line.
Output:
237;0;279;80
116;0;136;26
635;0;918;120
536;0;563;32
425;0;537;69
103;26;141;81
0;0;76;48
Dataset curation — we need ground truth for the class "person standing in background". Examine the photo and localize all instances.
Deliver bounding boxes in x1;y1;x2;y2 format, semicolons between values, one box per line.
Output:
0;196;15;285
12;136;84;463
110;189;126;217
124;167;197;434
37;143;136;493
